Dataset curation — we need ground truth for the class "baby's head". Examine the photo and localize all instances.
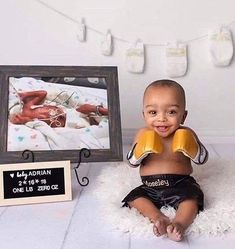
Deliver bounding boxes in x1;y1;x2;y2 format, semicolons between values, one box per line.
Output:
143;79;187;138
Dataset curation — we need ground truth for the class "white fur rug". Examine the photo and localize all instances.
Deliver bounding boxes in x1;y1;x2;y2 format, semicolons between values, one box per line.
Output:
93;159;235;237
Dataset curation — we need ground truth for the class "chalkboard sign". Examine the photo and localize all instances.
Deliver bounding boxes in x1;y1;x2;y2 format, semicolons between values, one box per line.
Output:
0;161;72;206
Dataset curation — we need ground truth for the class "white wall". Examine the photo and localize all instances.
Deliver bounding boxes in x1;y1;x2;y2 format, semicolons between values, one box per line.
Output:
1;0;235;142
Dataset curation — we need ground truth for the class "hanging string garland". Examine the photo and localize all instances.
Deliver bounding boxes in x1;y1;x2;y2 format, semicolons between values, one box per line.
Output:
35;0;235;76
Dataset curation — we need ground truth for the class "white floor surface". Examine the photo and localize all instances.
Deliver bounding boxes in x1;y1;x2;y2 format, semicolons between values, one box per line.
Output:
1;144;235;249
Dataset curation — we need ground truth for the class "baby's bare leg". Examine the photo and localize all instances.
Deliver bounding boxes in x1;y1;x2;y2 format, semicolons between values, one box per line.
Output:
167;199;198;242
129;197;170;236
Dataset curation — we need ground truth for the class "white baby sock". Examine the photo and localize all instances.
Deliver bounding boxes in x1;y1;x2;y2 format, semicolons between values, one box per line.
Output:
77;19;86;42
126;40;145;73
101;30;113;56
165;42;187;78
209;27;234;67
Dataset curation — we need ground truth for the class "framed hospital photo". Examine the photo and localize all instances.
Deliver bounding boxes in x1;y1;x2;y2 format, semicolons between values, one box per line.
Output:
0;65;123;163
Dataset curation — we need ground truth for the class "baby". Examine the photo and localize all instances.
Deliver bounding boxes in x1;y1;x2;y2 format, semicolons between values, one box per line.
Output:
122;79;208;241
9;90;108;128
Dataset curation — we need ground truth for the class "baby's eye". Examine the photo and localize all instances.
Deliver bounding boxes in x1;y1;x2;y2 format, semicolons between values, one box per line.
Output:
148;110;157;115
168;110;177;115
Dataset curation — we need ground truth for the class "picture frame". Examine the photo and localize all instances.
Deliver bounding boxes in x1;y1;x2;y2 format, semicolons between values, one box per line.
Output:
0;65;123;163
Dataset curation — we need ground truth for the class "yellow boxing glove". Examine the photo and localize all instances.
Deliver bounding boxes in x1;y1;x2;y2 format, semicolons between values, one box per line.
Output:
127;130;163;167
172;128;208;164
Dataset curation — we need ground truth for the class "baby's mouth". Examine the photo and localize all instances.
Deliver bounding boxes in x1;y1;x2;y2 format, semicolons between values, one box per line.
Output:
156;126;169;132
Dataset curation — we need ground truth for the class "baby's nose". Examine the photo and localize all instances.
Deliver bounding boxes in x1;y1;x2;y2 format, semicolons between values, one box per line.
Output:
157;113;167;122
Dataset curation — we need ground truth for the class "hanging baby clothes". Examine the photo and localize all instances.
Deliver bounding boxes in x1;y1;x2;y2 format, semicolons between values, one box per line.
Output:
209;27;234;67
126;40;145;73
101;30;113;56
165;41;188;78
77;19;86;42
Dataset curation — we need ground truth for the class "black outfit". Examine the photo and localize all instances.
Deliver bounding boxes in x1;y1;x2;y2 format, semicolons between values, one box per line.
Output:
122;174;204;211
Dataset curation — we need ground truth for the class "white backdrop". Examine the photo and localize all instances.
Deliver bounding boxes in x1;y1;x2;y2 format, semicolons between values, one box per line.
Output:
1;0;235;143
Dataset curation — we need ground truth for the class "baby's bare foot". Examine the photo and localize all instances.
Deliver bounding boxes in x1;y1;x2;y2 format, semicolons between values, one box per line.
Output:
166;223;185;242
152;216;170;237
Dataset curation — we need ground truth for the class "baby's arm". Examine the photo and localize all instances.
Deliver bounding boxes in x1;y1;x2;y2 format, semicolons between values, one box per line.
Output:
18;90;47;106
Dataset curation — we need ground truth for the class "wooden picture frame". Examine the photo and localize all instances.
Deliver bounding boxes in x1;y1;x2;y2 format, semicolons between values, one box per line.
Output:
0;66;123;163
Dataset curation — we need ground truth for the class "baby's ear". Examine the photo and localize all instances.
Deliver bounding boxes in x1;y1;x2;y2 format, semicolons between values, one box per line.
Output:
181;110;188;124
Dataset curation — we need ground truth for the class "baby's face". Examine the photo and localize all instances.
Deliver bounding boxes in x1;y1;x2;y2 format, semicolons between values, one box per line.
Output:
143;86;187;138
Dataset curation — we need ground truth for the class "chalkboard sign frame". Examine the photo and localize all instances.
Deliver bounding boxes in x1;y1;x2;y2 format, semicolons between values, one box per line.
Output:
0;160;72;206
0;65;123;163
